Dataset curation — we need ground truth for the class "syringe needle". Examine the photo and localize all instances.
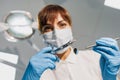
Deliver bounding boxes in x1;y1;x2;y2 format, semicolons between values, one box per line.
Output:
114;37;120;41
85;37;120;49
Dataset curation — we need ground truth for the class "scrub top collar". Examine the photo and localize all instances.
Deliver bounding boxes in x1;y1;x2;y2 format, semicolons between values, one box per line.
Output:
59;46;78;64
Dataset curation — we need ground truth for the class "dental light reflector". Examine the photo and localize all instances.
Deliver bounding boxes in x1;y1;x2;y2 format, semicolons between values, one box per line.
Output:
1;10;35;42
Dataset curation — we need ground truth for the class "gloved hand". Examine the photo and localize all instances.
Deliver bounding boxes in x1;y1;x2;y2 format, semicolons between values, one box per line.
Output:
93;37;120;80
22;47;59;80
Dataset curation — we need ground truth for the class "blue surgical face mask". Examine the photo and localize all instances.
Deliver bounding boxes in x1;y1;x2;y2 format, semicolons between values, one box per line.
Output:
42;28;73;54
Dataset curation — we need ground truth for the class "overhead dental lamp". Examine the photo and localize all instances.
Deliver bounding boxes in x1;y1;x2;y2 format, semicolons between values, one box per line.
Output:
0;10;39;51
0;10;37;42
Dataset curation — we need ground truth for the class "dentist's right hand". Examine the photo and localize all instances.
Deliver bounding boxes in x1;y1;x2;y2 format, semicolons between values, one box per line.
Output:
22;47;59;80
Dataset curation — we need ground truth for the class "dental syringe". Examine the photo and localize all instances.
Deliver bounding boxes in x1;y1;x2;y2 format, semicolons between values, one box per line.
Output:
85;37;120;49
52;39;76;53
52;37;120;53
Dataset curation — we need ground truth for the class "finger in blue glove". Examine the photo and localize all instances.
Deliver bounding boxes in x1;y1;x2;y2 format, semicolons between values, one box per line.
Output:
22;47;59;80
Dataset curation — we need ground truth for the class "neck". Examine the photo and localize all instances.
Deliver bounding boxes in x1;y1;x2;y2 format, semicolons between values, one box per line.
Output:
56;47;71;61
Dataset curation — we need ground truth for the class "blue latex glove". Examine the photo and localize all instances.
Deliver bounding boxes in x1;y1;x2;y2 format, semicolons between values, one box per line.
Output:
93;37;120;80
22;47;59;80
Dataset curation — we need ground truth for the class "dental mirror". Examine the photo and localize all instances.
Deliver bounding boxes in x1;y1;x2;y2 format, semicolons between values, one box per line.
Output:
0;10;36;42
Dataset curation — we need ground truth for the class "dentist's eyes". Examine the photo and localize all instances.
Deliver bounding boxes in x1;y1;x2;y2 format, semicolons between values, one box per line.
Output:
42;25;53;33
44;28;52;33
59;23;67;29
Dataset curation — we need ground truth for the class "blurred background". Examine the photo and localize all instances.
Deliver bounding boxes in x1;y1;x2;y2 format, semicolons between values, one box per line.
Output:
0;0;120;80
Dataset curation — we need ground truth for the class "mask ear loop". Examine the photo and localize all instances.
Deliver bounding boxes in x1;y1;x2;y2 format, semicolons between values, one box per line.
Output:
42;25;56;53
40;25;55;52
39;34;55;53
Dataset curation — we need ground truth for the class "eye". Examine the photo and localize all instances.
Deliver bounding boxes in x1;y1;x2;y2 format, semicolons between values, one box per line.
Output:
59;23;67;29
42;25;53;33
44;28;52;33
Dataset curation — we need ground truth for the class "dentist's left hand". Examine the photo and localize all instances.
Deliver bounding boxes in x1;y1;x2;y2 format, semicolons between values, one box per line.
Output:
22;47;59;80
93;37;120;80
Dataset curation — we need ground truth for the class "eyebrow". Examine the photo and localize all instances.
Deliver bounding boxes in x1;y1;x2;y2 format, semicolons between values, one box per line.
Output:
45;20;66;26
57;20;66;25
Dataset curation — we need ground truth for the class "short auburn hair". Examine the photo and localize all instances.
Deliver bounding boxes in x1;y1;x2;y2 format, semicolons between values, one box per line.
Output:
38;4;72;33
